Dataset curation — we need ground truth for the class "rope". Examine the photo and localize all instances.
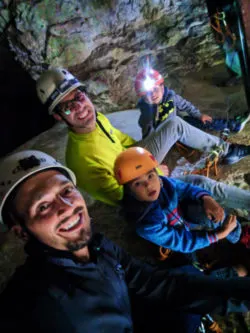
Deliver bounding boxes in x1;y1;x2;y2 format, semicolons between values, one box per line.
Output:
210;10;236;48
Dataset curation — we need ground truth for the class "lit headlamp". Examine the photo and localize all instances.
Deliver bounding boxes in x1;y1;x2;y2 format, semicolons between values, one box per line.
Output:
143;76;156;92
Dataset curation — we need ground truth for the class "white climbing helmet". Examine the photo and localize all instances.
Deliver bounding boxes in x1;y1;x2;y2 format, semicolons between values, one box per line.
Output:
36;67;85;115
0;150;76;225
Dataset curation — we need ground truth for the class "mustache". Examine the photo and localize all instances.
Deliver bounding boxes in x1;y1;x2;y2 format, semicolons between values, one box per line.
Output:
57;206;84;229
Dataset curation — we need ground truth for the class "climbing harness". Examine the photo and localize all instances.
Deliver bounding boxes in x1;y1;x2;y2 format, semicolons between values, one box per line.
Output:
175;141;202;164
193;147;221;178
175;142;223;178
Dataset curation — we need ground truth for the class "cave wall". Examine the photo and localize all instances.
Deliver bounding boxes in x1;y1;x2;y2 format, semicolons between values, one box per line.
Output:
0;1;224;110
0;0;227;157
0;44;55;158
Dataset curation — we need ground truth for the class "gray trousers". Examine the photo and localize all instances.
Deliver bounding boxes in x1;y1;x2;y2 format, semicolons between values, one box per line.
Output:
137;116;250;212
139;116;229;162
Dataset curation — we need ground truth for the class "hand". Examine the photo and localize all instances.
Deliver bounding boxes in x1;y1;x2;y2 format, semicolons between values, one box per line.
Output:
233;264;248;277
202;196;224;222
215;215;237;240
158;164;170;177
200;114;212;124
221;214;237;235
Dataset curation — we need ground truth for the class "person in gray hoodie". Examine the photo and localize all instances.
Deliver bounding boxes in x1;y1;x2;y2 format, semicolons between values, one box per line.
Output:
135;67;250;165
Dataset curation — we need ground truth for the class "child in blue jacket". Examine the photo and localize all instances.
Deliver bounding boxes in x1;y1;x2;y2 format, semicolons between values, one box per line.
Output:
114;147;244;254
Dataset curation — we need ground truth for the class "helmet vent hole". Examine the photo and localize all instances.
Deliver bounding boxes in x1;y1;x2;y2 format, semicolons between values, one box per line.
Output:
18;156;41;171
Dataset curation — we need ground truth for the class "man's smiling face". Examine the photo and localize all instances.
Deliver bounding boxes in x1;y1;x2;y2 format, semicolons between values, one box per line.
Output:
14;170;92;253
57;89;96;133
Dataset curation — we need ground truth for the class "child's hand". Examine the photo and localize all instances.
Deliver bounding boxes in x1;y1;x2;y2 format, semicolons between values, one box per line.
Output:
215;215;237;240
200;114;212;123
202;196;224;222
221;215;237;235
158;164;169;177
233;264;248;277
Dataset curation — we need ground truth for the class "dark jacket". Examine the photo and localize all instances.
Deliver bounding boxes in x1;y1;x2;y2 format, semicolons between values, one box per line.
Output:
137;87;202;138
1;233;250;333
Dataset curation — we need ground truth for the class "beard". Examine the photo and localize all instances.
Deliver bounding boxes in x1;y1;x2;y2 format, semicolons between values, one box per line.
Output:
66;227;92;252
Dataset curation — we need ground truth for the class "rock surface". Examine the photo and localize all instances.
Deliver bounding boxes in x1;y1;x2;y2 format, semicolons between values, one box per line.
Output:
0;0;223;112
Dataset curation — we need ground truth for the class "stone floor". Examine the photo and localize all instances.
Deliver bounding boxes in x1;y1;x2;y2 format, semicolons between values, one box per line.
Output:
1;64;250;331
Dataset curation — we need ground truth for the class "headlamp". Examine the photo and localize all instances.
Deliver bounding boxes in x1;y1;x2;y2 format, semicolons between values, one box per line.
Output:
143;76;155;92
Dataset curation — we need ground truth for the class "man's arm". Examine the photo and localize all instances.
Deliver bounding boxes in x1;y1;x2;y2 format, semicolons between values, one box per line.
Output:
76;164;124;206
107;237;250;315
174;93;212;123
112;126;136;147
174;93;203;119
137;100;155;138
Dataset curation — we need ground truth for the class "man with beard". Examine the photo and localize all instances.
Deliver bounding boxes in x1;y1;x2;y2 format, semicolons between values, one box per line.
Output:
1;150;250;333
35;67;250;215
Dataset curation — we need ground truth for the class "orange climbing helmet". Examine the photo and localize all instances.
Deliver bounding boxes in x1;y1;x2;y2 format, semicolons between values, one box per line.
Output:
114;147;158;185
134;68;164;96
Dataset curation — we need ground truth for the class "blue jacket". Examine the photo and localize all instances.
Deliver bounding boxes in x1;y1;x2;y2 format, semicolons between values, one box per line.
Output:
137;86;202;138
122;176;240;253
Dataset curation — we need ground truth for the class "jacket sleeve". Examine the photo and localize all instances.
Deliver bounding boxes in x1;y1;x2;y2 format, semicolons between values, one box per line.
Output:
136;210;217;253
169;178;211;202
174;93;202;119
107;237;250;315
112;127;136;147
137;101;155;138
76;164;124;206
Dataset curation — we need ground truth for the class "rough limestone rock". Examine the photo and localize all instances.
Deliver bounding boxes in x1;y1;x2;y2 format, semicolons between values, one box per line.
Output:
0;0;223;112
